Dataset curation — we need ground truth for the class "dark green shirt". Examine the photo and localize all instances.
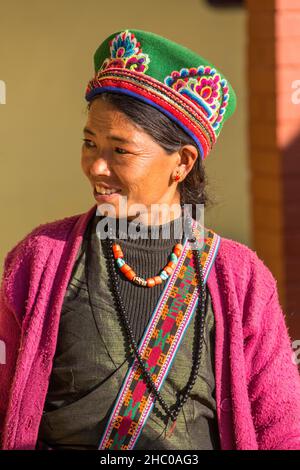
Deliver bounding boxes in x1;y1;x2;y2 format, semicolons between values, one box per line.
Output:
38;211;220;450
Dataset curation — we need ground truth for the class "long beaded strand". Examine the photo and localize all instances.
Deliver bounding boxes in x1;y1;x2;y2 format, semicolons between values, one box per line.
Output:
104;205;207;432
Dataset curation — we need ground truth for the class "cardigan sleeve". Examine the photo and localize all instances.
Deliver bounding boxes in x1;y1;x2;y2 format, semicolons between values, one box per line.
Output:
246;283;300;450
0;242;26;448
0;280;22;448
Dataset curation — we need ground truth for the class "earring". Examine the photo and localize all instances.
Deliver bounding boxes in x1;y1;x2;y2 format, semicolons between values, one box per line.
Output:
174;172;181;182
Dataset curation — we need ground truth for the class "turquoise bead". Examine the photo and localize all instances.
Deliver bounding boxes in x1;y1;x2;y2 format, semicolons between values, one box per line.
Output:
116;258;125;268
160;271;168;280
170;253;178;263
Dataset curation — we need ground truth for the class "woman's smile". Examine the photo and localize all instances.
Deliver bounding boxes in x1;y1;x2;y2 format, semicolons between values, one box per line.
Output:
93;186;122;202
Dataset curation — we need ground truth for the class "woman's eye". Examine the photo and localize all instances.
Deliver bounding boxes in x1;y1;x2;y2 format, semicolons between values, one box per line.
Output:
82;140;128;154
115;147;128;155
82;139;96;148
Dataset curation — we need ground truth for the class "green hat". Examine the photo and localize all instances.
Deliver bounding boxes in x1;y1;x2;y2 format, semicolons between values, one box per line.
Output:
85;29;236;160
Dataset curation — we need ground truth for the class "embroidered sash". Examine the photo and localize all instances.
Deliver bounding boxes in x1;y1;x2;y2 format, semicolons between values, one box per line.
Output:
98;220;220;450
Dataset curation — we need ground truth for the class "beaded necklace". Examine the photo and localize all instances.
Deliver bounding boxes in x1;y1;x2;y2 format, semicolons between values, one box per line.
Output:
105;205;208;436
112;240;183;287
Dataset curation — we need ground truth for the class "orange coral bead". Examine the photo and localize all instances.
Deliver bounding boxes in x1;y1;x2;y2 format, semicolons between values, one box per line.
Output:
124;269;136;281
173;248;181;258
167;261;176;270
112;243;121;252
146;278;156;288
120;264;131;274
164;266;173;275
153;276;163;285
112;244;124;258
174;243;183;251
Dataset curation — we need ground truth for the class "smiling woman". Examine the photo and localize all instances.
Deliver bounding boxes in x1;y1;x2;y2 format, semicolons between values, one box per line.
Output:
81;93;204;223
0;29;300;451
84;92;209;221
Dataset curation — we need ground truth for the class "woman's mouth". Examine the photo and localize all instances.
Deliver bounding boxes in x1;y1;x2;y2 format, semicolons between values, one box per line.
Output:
93;184;122;201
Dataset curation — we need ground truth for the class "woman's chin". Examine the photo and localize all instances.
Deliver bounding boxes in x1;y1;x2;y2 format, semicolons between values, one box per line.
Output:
95;194;141;221
95;203;130;220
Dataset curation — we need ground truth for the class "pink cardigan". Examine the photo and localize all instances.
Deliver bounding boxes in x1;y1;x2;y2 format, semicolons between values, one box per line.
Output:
0;204;300;450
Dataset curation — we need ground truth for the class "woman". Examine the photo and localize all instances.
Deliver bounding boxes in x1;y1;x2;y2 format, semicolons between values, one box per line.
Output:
0;29;300;451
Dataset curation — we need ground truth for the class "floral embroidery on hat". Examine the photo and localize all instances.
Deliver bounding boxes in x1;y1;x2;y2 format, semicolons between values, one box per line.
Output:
164;66;229;130
99;30;150;74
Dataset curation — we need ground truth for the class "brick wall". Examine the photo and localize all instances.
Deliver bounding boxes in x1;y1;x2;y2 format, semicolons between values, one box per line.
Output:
247;0;300;340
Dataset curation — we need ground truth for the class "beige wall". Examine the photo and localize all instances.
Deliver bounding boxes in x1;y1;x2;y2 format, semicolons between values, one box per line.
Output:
0;0;248;276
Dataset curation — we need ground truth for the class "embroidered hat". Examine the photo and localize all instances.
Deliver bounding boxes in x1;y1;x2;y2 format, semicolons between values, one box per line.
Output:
85;29;236;160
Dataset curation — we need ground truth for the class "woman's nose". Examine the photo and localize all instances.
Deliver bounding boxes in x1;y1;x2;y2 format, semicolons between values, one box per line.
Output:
89;154;110;176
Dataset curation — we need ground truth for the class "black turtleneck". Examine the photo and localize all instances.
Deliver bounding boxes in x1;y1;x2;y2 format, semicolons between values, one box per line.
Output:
96;213;184;343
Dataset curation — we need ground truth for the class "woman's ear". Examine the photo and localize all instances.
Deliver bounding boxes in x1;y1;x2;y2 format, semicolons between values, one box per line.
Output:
177;144;199;179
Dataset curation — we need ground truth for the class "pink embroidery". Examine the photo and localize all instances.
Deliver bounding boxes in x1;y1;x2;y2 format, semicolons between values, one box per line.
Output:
99;30;150;74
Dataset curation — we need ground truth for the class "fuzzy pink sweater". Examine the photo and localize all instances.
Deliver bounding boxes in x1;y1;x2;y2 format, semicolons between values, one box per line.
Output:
0;204;300;450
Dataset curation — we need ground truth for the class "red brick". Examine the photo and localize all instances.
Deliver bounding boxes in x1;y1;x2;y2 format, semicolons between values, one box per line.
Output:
248;0;300;323
284;230;300;253
282;145;300;175
290;81;300;107
277;38;300;65
277;0;300;10
276;67;300;95
277;120;300;147
285;287;300;307
284;310;300;342
282;240;300;257
286;281;300;306
285;283;300;301
282;177;300;202
285;259;300;281
282;203;300;228
277;92;300;120
276;13;300;37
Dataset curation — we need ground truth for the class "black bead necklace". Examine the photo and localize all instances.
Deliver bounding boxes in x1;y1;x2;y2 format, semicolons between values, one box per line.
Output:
105;205;208;431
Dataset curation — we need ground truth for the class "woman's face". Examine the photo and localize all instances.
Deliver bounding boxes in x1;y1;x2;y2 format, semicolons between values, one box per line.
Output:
81;98;194;223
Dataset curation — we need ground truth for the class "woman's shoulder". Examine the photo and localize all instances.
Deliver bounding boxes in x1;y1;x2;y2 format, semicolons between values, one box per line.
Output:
2;212;84;277
218;234;271;270
218;235;261;264
0;208;96;324
23;211;82;240
215;233;278;302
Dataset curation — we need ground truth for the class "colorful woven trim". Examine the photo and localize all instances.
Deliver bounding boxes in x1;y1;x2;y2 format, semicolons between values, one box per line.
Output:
97;220;221;450
86;69;215;159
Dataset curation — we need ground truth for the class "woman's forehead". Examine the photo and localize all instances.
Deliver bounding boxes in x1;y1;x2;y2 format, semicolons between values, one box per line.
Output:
86;100;143;138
